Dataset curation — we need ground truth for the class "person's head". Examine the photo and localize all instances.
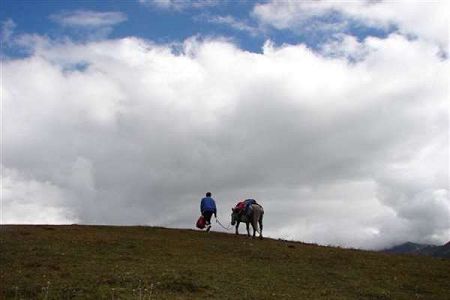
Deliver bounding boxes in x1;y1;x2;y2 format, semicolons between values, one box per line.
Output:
206;192;212;197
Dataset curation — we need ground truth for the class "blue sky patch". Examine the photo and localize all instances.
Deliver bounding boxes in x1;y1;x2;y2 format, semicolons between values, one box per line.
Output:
1;0;395;57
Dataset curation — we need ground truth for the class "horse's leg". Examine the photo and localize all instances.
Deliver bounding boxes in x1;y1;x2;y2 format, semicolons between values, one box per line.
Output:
252;214;257;238
246;222;250;237
259;214;263;240
235;221;239;235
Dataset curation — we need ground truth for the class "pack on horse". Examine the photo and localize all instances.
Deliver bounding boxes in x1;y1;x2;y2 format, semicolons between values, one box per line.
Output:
231;199;264;239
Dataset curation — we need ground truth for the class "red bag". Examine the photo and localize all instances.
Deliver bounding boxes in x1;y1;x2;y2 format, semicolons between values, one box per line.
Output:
196;215;206;229
236;201;245;211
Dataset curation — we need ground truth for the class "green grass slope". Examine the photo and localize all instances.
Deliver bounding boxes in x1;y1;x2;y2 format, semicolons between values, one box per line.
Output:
1;225;449;299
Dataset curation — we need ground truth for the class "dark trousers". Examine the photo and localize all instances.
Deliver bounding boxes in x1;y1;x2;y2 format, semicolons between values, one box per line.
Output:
202;211;213;224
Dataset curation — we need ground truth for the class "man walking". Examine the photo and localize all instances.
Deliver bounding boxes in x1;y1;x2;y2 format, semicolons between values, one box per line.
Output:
200;192;217;232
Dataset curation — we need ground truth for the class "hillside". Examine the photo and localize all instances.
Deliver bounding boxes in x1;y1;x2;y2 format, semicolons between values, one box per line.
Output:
384;242;450;258
1;225;449;299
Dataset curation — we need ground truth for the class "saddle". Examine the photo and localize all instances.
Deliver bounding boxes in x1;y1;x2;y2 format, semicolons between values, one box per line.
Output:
233;199;259;216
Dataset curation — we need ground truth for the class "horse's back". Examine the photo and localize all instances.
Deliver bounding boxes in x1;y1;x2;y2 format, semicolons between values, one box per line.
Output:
251;204;264;221
252;203;264;215
238;204;264;222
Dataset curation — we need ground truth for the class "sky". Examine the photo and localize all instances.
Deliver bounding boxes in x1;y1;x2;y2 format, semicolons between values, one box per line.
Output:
1;0;449;250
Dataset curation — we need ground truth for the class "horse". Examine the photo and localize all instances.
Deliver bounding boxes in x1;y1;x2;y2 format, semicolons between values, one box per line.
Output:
231;204;264;239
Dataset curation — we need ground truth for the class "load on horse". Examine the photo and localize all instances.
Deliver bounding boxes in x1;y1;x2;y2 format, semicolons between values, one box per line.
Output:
231;199;264;239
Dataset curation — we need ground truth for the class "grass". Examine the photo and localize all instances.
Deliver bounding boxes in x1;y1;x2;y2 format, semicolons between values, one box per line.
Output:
1;225;449;299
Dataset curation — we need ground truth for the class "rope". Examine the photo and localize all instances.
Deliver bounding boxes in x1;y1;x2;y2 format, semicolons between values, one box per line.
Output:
215;217;232;231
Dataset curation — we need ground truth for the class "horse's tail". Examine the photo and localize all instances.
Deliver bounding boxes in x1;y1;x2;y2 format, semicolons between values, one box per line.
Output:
252;205;263;234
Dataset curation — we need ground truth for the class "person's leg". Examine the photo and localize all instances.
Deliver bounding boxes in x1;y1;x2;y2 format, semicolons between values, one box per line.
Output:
203;211;212;224
204;211;213;232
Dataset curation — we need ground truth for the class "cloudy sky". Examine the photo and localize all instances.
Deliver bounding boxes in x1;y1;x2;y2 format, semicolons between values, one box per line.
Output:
1;0;448;250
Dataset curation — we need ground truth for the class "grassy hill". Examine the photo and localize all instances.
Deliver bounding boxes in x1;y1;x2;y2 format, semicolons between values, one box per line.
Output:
1;225;449;299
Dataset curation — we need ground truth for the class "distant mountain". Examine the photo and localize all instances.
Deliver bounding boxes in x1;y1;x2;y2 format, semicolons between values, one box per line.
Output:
432;241;450;258
384;241;450;258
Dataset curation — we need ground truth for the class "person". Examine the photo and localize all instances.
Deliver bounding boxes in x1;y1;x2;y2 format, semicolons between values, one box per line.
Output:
200;192;217;232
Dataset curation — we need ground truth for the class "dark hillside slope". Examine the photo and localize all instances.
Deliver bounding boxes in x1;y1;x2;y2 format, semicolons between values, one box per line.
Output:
433;241;450;258
384;241;450;258
1;225;449;299
384;242;434;254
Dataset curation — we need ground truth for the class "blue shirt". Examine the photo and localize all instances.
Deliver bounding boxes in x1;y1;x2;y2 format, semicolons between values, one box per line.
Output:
200;197;217;214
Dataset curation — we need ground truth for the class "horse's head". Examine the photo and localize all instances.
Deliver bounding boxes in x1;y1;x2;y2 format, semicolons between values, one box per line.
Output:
231;208;238;225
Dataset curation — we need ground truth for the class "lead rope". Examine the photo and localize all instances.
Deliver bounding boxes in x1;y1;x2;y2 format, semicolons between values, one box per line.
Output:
215;217;232;231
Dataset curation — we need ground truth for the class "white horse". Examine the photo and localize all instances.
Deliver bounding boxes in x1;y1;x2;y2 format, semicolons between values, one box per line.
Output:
231;204;264;239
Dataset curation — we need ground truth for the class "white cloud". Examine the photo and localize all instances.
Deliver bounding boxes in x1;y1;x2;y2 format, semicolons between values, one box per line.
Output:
253;1;346;30
2;32;448;248
50;10;127;28
47;10;127;41
139;0;219;11
319;35;369;61
2;168;79;224
201;15;260;36
1;19;16;45
253;0;449;49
